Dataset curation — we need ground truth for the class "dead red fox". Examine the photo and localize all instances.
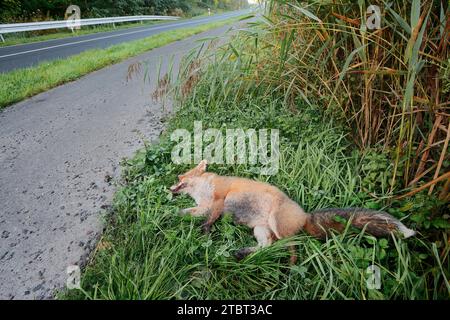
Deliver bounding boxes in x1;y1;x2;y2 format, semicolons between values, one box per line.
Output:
170;160;416;263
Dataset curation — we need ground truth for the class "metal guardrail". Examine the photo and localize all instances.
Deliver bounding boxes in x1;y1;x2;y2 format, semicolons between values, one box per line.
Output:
0;15;180;42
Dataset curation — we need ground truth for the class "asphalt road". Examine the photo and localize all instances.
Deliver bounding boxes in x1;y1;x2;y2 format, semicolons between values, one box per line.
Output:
0;20;244;299
0;9;249;73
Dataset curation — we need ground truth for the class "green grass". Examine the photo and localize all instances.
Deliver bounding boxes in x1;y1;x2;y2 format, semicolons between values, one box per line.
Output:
0;16;245;110
63;33;449;300
0;20;168;48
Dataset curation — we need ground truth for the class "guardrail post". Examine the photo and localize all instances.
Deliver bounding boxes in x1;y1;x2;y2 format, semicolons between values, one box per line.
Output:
0;34;4;43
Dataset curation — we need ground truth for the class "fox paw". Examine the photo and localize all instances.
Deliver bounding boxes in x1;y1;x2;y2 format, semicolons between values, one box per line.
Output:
179;208;190;215
234;249;251;261
201;223;211;234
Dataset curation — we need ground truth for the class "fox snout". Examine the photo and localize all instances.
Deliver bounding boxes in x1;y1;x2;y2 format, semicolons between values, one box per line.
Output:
169;160;208;194
169;182;187;194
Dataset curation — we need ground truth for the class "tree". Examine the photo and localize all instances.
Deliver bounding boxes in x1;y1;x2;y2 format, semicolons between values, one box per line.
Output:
0;0;249;21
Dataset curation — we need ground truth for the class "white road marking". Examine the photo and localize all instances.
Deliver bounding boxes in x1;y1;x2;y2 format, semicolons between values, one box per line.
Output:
0;15;236;60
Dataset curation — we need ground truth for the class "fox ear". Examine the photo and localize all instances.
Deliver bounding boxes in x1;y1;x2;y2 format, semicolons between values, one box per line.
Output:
196;159;207;173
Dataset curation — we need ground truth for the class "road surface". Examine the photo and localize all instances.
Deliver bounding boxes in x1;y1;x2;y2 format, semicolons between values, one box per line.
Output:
0;20;244;299
0;9;249;73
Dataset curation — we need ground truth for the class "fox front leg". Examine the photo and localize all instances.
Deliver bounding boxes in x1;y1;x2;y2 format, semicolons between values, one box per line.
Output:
179;201;223;234
201;199;224;234
179;206;209;217
235;225;273;260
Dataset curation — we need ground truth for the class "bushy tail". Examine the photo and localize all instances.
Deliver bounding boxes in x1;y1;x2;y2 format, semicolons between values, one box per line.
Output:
304;208;416;239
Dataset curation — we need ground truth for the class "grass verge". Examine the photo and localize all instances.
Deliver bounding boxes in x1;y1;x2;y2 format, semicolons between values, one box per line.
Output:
63;28;449;299
0;15;246;110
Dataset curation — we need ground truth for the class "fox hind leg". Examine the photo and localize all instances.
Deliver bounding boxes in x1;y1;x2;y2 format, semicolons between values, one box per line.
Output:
235;225;273;260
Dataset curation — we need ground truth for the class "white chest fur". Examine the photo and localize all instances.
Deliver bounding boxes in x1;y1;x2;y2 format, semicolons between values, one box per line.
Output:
189;177;215;206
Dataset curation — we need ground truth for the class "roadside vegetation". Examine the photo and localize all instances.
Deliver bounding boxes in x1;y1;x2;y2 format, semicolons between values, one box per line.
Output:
65;0;449;300
0;16;245;109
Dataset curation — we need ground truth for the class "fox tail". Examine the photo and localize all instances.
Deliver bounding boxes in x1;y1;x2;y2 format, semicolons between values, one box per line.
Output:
304;208;416;239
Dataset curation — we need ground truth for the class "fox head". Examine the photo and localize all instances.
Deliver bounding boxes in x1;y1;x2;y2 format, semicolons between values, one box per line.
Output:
169;160;207;194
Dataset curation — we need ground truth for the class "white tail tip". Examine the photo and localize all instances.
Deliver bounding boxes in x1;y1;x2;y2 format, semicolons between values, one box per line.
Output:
396;223;416;238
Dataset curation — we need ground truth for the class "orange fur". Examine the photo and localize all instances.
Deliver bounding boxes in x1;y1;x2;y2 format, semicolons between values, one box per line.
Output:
170;160;415;263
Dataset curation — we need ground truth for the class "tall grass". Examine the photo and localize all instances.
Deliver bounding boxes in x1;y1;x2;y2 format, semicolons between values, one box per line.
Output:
239;0;449;197
65;32;449;299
